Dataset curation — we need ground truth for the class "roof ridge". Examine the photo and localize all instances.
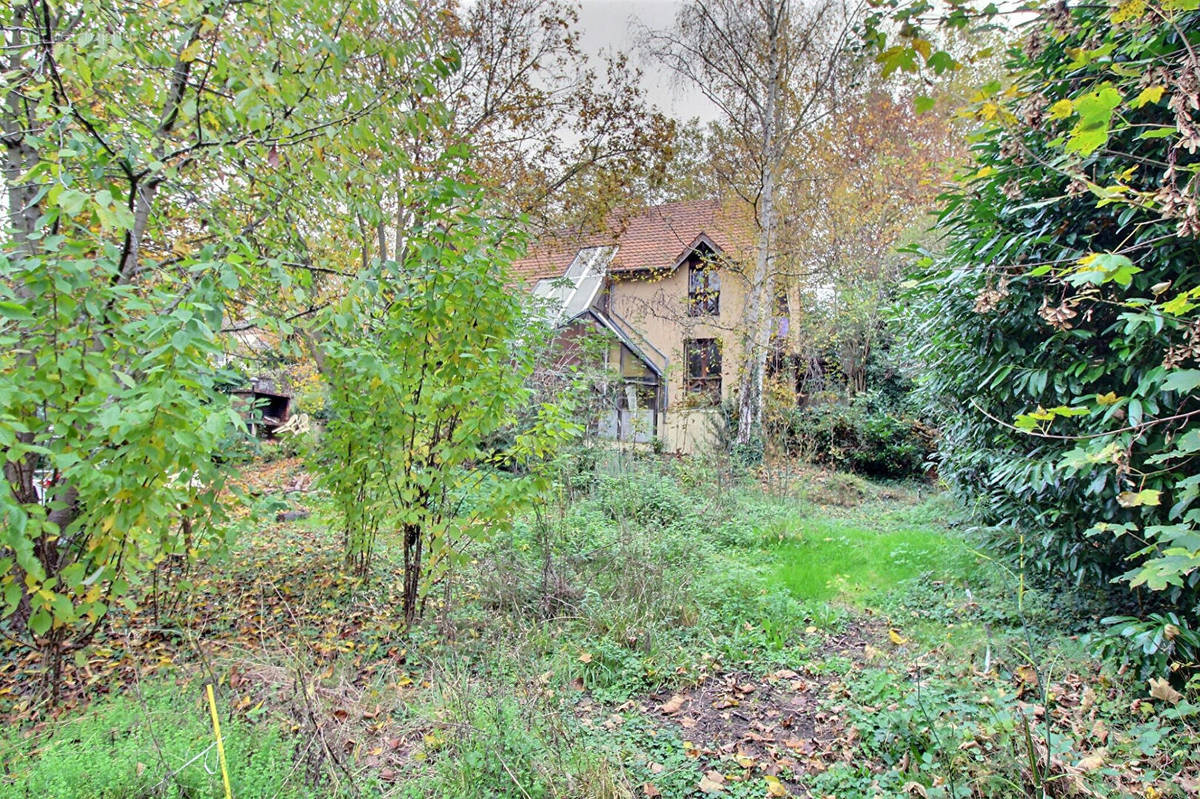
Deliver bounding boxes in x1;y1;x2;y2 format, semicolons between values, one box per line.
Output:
511;196;752;283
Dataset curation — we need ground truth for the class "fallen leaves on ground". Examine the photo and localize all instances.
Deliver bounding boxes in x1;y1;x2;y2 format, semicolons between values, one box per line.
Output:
698;770;726;793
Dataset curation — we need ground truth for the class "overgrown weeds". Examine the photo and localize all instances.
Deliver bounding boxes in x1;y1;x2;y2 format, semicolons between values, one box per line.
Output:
4;453;1200;797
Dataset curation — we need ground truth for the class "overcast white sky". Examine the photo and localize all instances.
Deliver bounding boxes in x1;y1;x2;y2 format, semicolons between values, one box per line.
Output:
575;0;720;123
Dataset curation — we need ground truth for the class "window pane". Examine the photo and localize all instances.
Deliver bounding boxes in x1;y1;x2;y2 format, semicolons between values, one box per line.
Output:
685;339;721;402
688;261;719;316
705;339;721;377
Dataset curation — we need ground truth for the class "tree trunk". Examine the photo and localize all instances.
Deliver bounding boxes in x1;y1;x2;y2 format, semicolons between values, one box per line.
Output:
735;2;785;449
402;522;422;628
736;177;777;447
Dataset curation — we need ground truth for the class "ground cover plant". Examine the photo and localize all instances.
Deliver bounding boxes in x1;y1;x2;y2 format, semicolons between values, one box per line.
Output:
3;452;1198;797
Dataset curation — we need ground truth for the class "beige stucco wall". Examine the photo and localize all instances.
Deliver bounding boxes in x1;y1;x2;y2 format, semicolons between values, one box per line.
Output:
661;408;721;455
607;265;751;412
604;265;747;454
601;256;800;454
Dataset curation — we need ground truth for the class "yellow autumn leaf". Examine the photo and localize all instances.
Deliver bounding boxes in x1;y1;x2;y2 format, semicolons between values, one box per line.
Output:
764;775;788;797
888;629;908;645
178;39;204;63
1048;98;1075;119
1015;664;1038;685
1117;489;1161;508
1110;0;1147;24
1096;392;1120;405
1132;85;1165;108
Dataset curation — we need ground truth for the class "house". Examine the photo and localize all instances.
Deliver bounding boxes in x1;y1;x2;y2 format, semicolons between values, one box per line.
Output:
513;199;794;453
231;376;293;437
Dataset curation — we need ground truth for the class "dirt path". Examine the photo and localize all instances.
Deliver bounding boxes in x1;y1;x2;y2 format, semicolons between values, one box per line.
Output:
576;622;883;797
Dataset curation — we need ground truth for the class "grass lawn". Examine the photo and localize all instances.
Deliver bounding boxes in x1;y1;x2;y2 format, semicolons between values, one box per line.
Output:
769;516;966;603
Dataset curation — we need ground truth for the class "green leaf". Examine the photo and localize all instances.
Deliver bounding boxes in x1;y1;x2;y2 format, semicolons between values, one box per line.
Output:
927;51;956;74
28;610;51;636
0;301;33;321
56;189;89;217
1069;253;1139;287
1066;84;1122;155
1160;289;1200;315
1117;489;1161;508
1162;370;1200;393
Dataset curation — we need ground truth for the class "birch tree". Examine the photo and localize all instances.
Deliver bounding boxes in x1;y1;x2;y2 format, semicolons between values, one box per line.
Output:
645;0;859;452
441;0;674;231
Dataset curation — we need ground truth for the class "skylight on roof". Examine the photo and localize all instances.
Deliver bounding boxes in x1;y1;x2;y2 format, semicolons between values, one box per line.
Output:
531;246;616;324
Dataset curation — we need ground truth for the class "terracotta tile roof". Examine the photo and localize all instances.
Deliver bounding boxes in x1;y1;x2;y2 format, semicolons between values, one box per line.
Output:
511;199;754;284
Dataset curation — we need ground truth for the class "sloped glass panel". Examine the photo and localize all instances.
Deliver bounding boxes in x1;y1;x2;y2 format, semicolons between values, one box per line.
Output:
533;246;615;323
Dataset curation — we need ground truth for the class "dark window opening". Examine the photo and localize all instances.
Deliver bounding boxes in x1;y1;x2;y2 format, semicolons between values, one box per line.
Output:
685;338;722;402
774;288;790;338
687;256;720;316
767;347;791;378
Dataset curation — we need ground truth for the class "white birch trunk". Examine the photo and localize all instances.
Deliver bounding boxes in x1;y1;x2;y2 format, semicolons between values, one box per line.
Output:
735;1;784;448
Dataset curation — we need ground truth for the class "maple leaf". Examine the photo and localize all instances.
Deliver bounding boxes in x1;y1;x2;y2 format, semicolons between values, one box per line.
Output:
1148;677;1182;704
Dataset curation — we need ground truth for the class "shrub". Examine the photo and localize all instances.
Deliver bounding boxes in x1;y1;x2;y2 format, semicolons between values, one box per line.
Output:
787;394;932;479
905;1;1200;669
593;471;696;529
